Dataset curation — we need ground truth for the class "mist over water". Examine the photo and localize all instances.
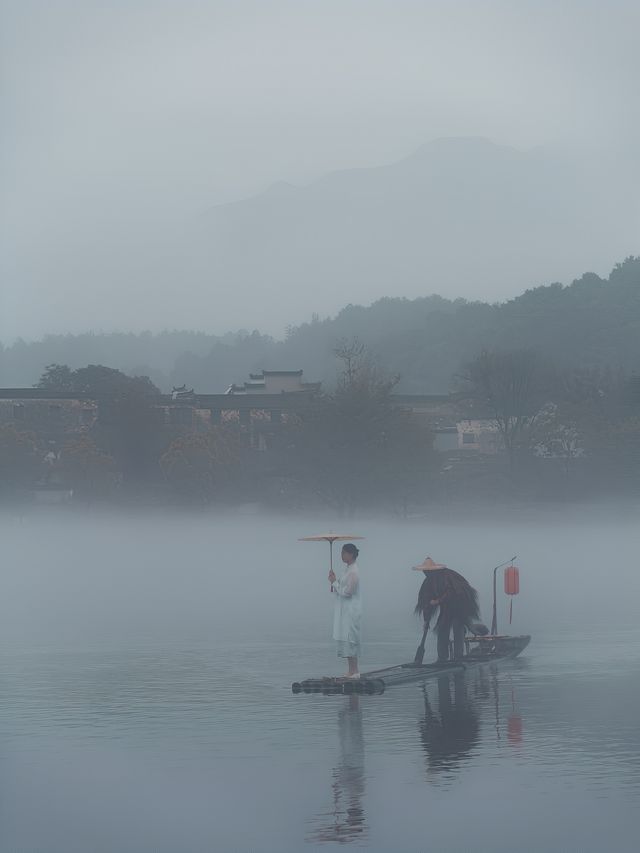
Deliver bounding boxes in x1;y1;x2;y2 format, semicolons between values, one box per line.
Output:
1;506;639;851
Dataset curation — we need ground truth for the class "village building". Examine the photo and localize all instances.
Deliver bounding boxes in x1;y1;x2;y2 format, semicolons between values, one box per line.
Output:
0;392;97;439
0;382;504;457
225;370;321;395
456;419;502;454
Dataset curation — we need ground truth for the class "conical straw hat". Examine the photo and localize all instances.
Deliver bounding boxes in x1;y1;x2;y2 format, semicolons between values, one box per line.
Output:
412;556;448;571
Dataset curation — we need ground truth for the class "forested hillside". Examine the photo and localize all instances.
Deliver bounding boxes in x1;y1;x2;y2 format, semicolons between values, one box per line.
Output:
2;257;639;392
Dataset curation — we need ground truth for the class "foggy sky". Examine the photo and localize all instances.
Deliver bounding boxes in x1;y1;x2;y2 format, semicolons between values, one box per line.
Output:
2;0;639;342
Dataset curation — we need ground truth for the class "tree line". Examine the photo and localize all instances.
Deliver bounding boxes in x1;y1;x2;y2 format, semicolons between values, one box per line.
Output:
0;352;436;514
1;257;639;394
1;344;639;510
455;348;640;501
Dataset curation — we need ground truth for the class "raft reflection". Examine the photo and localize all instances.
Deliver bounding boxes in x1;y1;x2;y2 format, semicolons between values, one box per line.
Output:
306;695;367;844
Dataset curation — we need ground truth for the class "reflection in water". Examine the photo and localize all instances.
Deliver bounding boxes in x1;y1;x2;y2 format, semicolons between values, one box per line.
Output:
506;678;524;746
468;662;526;748
484;665;526;746
306;695;367;844
420;674;480;777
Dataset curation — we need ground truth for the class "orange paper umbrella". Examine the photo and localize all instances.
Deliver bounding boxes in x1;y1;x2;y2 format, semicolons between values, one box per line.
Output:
299;534;364;591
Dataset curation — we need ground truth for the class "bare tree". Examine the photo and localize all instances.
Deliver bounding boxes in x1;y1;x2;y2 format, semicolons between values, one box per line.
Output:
531;403;583;480
293;339;431;515
333;338;366;389
459;349;545;468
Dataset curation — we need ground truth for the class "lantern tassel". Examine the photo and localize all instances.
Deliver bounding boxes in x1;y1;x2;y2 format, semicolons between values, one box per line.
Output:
509;598;513;625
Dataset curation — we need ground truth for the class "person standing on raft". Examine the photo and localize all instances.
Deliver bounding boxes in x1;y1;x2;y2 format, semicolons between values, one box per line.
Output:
413;557;480;662
328;544;362;679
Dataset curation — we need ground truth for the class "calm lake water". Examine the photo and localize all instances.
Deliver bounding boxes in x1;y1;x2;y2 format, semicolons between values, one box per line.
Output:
1;508;639;852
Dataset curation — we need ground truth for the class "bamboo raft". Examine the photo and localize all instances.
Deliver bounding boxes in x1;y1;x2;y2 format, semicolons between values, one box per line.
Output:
292;634;531;696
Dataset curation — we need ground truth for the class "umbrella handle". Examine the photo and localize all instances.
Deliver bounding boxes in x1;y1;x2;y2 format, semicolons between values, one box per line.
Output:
330;540;335;593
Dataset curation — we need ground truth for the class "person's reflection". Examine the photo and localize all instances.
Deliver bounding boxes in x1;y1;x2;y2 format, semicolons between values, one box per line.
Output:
306;695;367;844
420;674;480;776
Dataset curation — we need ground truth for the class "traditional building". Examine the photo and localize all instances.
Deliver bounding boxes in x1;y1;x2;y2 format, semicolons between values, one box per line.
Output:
456;419;502;454
0;391;97;439
225;370;321;395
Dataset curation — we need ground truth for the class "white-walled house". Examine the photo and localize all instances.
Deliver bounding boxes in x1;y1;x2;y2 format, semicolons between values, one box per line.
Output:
456;419;502;454
225;370;321;395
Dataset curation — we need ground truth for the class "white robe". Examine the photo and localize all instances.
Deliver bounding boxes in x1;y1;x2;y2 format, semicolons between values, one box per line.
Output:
332;563;362;651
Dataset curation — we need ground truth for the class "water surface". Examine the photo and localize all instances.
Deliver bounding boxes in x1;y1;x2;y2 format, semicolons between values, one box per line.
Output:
1;509;639;852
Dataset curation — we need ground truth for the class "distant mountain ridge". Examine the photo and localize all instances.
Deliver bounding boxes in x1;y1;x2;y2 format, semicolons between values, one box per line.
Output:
195;137;638;335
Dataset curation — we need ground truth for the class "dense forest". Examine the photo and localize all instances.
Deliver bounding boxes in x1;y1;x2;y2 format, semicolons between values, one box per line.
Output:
1;257;639;393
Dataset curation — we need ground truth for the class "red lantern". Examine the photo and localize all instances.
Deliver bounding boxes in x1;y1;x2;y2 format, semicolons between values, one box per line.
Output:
504;565;519;595
504;565;520;623
507;715;523;745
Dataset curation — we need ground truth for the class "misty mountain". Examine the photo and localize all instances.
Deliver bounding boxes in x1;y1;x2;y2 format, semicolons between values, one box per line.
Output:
194;138;638;333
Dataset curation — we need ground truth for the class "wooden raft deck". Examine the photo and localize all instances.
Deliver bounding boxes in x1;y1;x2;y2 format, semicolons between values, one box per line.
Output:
292;634;531;696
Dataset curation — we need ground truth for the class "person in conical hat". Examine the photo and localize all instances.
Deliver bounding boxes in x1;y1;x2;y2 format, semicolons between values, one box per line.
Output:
413;557;480;662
